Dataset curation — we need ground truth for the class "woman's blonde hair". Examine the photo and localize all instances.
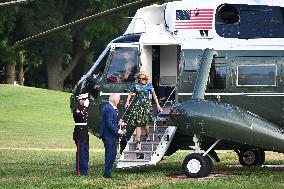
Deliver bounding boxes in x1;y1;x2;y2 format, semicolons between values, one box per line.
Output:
137;71;149;82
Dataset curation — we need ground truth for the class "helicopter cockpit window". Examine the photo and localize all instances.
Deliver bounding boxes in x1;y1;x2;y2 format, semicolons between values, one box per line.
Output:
237;65;276;86
218;4;239;24
106;47;138;83
91;51;109;78
208;64;227;89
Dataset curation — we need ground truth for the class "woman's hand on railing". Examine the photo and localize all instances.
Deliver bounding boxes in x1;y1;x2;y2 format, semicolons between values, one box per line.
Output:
157;104;163;113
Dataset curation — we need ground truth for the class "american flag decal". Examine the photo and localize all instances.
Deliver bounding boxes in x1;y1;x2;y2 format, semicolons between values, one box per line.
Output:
175;9;214;30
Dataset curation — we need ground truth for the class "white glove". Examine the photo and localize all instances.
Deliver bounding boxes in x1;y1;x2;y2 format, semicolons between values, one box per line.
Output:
118;129;125;135
84;99;89;107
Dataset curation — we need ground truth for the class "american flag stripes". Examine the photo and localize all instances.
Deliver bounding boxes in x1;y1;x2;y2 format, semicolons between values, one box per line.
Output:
175;9;214;30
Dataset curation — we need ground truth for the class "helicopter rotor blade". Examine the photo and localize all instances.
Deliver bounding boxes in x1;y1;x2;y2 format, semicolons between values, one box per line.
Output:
0;0;33;7
15;0;161;45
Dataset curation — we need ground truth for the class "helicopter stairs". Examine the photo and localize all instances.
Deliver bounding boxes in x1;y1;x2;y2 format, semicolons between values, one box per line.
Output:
116;125;176;168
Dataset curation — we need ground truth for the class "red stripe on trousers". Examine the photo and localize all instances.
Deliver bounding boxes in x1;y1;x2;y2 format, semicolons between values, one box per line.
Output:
77;140;81;176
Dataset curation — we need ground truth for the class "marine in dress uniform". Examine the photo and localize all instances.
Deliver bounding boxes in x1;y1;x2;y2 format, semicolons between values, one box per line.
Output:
73;93;89;176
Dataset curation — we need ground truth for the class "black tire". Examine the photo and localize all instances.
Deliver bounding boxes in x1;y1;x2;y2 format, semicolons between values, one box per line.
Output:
182;153;212;178
253;150;265;166
239;149;265;167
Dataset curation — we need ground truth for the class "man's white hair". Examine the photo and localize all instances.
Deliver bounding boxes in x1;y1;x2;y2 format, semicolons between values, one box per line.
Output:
109;93;120;102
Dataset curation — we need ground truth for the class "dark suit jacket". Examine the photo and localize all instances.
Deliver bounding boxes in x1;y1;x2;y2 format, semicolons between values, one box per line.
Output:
99;102;119;141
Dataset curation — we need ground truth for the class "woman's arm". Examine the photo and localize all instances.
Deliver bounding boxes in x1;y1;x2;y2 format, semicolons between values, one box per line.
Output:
153;92;163;112
125;92;133;107
126;82;136;107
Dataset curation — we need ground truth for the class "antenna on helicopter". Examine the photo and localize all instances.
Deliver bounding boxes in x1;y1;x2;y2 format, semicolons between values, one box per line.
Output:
15;0;163;46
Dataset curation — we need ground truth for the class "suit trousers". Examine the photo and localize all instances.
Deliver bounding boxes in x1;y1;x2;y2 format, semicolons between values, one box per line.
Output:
103;138;117;177
75;140;89;176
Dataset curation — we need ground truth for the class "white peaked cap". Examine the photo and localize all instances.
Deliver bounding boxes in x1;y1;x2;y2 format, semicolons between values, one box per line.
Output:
78;93;88;100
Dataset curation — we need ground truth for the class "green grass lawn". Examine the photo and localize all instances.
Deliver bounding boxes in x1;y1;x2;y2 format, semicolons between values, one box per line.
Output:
0;84;102;149
0;84;283;189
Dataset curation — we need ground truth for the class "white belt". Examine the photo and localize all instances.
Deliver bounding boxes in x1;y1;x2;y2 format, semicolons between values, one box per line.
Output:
75;123;87;126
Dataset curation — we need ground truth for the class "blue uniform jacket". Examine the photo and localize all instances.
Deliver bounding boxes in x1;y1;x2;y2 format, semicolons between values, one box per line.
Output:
99;102;119;141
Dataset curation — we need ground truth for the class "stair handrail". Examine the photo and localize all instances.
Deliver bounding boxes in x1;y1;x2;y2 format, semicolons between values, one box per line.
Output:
153;87;176;142
118;94;136;154
120;86;176;152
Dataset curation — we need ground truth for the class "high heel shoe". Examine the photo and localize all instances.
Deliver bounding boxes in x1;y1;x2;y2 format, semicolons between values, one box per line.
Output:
135;140;141;151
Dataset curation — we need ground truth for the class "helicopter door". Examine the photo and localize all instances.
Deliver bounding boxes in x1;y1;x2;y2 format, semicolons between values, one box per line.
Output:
100;44;139;104
151;45;179;117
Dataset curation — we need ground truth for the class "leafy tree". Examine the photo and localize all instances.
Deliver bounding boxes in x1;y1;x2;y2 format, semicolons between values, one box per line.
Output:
0;6;18;84
1;0;165;90
14;0;140;90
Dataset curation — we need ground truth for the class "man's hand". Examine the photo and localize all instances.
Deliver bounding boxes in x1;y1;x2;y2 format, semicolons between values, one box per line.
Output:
119;119;126;128
118;129;126;136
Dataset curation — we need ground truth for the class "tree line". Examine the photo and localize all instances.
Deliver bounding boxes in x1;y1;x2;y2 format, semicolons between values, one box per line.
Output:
0;0;164;91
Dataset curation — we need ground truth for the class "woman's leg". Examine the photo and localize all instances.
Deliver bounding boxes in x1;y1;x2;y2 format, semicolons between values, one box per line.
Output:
135;127;141;150
144;125;150;142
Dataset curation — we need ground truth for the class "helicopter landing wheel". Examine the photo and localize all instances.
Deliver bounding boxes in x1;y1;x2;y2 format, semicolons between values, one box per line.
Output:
182;153;212;178
238;149;265;167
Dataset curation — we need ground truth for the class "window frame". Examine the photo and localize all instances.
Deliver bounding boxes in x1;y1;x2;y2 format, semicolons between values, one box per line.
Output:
208;63;228;90
236;64;277;87
105;44;140;84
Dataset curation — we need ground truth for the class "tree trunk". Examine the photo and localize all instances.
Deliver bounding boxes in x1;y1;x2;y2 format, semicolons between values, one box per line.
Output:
19;51;25;86
72;56;86;85
45;46;94;91
6;63;16;84
72;34;86;85
46;56;64;91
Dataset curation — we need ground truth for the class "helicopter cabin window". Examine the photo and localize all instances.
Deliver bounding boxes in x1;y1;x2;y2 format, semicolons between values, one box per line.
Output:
218;4;239;24
106;47;138;83
216;4;284;38
237;65;276;86
208;64;227;89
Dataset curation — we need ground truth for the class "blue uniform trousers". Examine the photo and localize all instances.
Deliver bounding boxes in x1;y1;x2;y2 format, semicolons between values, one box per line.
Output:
75;140;89;176
103;138;117;178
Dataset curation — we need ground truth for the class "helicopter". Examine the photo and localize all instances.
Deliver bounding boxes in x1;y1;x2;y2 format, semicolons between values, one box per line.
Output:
18;0;284;178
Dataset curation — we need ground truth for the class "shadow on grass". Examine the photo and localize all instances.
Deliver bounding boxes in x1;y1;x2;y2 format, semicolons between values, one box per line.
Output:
114;160;184;178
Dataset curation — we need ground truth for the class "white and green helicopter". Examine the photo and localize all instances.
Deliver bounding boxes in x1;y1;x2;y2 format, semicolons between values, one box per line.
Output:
18;0;284;178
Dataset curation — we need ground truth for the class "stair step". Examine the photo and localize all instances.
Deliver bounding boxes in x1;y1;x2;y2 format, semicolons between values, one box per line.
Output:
123;151;154;161
116;159;150;168
127;126;168;134
117;126;177;169
132;134;164;142
128;141;160;144
128;142;159;151
118;159;149;162
124;150;153;153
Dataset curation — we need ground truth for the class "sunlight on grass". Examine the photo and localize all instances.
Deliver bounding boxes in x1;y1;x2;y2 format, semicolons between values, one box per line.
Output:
0;84;103;149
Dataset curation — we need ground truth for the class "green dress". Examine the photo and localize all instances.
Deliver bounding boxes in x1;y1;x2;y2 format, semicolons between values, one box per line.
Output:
127;82;153;127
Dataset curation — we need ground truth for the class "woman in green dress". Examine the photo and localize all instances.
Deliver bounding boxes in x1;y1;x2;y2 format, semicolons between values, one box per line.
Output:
125;71;163;150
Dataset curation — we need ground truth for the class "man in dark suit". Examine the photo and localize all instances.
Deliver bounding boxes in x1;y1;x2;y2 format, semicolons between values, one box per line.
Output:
100;93;125;178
